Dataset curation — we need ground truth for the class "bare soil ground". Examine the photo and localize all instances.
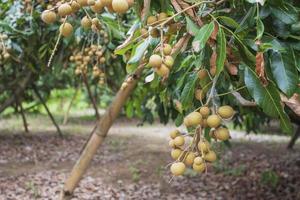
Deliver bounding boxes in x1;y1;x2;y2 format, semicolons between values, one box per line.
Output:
0;114;300;200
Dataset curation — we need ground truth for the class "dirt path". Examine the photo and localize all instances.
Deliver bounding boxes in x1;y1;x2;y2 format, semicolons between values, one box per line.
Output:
0;115;300;199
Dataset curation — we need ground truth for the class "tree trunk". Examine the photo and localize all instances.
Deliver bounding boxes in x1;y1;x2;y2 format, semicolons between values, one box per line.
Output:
33;86;63;137
287;126;300;150
63;87;79;125
60;64;145;200
19;101;29;133
83;74;100;120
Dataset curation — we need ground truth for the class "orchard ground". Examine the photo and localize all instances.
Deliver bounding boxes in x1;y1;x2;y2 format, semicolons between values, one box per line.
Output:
0;112;300;200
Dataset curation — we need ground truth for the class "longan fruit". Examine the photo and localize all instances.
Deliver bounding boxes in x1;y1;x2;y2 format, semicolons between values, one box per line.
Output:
147;15;157;25
169;130;180;139
156;64;170;77
204;151;217;162
158;12;168;21
149;54;162;68
194;157;203;165
87;0;95;5
198;69;208;79
198;140;210;153
41;10;57;24
140;28;149;38
77;0;88;6
170;162;186;176
112;0;129;14
91;0;104;12
174;136;185;146
195;89;205;101
150;28;159;38
184;152;195;166
81;16;92;29
59;22;73;37
127;0;134;6
163;44;172;55
106;3;115;13
207;114;221;128
58;3;73;16
71;1;81;12
199;106;210;118
183;112;202;127
218;105;234;119
92;18;100;25
169;140;175;148
215;127;230;141
171;149;182;160
193;163;205;173
101;0;112;6
164;56;174;68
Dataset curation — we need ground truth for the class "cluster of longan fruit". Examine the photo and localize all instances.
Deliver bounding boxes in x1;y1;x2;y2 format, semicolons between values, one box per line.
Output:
41;0;134;37
195;69;216;101
0;34;10;63
168;105;235;176
148;44;174;77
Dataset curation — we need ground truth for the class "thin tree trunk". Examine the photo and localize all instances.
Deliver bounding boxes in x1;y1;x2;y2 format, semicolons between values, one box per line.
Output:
60;64;145;200
19;102;29;133
33;86;63;137
63;87;79;125
83;74;100;120
287;126;300;150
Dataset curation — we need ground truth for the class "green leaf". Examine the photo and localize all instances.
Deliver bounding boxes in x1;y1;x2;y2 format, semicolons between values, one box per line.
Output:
180;73;198;110
186;16;199;35
269;51;298;97
244;66;293;134
192;22;215;52
270;4;298;25
218;16;239;29
216;28;226;76
256;18;264;40
128;38;151;64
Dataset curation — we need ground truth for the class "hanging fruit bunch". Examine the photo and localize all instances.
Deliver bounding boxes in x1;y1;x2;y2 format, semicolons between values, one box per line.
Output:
0;33;10;64
168;104;235;176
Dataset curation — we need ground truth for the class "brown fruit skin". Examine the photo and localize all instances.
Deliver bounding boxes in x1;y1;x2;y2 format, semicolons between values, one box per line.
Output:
184;112;202;127
174;136;185;146
163;44;172;55
207;114;221;128
169;130;180;139
171;149;182;160
112;0;129;14
147;16;157;25
195;89;205;101
158;12;168;21
169;140;175;148
41;10;57;24
91;0;104;13
215;127;230;141
218;105;234;119
204;151;217;162
58;3;73;16
170;162;186;176
184;152;195;166
127;0;134;6
156;64;170;77
194;157;203;165
199;106;210;118
193;163;205;173
101;0;113;6
59;23;73;37
149;54;162;68
77;0;88;6
140;28;149;38
71;1;81;12
81;16;92;29
198;69;208;79
198;141;210;153
164;56;174;68
150;29;159;38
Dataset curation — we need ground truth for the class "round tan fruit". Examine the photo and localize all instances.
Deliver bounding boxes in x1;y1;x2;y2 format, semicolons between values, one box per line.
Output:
174;136;185;146
184;152;195;166
170;162;186;176
88;0;95;5
91;0;104;12
149;54;162;68
101;0;112;6
218;105;234;119
169;140;175;148
81;16;92;29
155;64;170;77
204;151;217;162
207;114;221;128
184;112;202;127
141;28;149;38
164;56;174;68
60;23;73;37
215;127;230;141
163;44;172;55
198;69;208;79
150;28;159;38
71;1;81;12
171;149;182;160
112;0;129;14
77;0;88;6
158;12;168;21
199;106;210;118
58;3;73;16
41;10;57;24
193;163;205;173
195;89;205;101
147;16;157;25
169;130;180;139
198;141;210;153
194;157;203;165
127;0;134;6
